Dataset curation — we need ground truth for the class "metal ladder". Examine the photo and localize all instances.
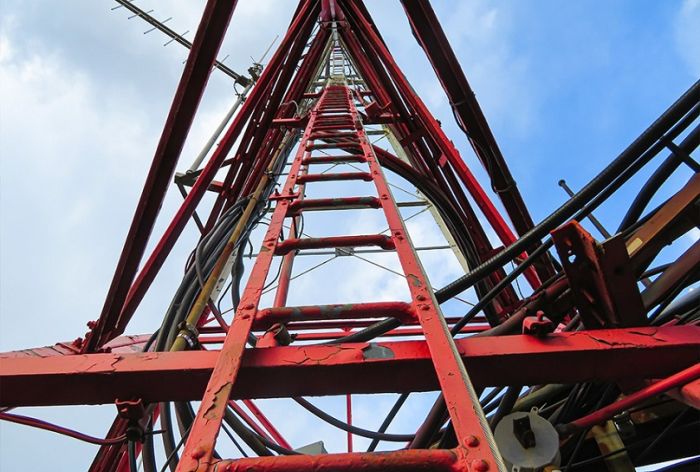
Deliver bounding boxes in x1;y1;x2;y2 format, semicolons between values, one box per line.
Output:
177;84;502;471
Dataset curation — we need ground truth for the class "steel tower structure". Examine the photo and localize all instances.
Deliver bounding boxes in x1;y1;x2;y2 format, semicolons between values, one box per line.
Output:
1;1;699;471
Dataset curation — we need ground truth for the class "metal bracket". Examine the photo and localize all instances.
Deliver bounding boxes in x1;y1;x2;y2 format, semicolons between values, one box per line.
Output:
552;221;646;329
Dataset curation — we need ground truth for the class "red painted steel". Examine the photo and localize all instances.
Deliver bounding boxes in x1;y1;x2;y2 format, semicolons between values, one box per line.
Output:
3;326;697;407
338;3;542;291
174;84;338;472
3;2;697;470
561;362;700;434
214;449;461;471
106;0;319;344
242;399;292;449
83;0;240;353
172;84;503;470
274;234;395;255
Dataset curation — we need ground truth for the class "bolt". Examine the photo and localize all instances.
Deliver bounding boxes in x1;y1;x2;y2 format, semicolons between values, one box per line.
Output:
420;305;430;311
465;435;480;447
416;294;426;301
191;447;206;459
87;320;97;329
244;303;255;310
471;459;489;471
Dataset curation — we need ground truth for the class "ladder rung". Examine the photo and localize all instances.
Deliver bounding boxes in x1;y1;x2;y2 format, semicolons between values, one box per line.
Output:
306;142;362;151
254;301;415;328
288;196;381;213
296;172;372;184
318;109;350;114
274;234;395;255
309;131;358;140
301;155;366;165
314;120;354;127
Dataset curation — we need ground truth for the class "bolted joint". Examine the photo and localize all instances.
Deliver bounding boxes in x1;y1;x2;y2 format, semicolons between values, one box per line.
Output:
522;310;554;337
258;324;295;348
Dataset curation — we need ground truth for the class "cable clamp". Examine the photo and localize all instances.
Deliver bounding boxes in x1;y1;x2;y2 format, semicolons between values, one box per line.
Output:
176;321;200;349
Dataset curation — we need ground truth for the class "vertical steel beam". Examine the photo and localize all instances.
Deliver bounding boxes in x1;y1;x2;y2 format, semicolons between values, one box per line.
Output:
84;0;240;353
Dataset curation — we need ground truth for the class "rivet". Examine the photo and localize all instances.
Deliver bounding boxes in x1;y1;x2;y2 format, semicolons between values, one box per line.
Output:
191;448;206;459
465;435;479;447
471;459;489;471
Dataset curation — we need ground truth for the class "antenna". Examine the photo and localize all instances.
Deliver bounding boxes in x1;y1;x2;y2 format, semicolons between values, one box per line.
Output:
111;0;251;86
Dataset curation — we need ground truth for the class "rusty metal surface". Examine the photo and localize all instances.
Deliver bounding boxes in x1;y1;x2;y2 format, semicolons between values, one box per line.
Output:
553;221;646;328
2;326;697;408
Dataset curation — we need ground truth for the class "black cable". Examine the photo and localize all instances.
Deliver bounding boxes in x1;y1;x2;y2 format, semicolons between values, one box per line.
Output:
488;386;520;428
221;423;249;458
567;420;700;470
128;440;138;472
479;386;506;408
262;256;286;292
483;392;508;415
636;408;691;463
141;118;299;471
618;121;700;232
366;393;408;451
553;383;584;425
436;81;700;302
677;304;700;324
293;397;414;442
563;384;617;471
158;425;190;472
141;414;158;472
449;242;555;333
159;402;179;472
649;266;700;324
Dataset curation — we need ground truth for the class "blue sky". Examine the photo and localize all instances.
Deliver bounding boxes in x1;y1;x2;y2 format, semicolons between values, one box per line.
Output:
0;0;698;469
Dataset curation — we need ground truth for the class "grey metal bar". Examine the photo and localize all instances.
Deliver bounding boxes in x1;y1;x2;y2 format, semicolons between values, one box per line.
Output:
113;0;250;85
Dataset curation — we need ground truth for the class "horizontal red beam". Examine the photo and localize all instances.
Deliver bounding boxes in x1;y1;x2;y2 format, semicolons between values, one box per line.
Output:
254;301;415;329
202;324;489;343
288;196;381;213
213;448;459;472
274;234;394;255
295;171;372;183
301;154;366;165
1;326;697;407
196;316;490;334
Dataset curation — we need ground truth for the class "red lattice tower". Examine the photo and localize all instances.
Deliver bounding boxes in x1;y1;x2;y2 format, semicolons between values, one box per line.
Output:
2;1;699;471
